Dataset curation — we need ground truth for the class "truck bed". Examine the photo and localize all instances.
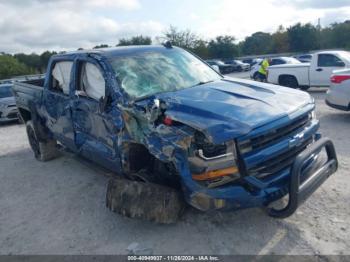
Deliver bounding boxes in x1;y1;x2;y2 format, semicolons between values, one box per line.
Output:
268;64;310;86
12;78;45;111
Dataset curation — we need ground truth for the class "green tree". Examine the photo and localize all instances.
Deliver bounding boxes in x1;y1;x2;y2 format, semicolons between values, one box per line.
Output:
272;25;290;53
14;53;41;72
287;23;319;52
0;55;34;79
324;21;350;49
93;44;110;49
191;39;209;59
208;36;239;59
118;35;152;46
241;32;273;55
163;26;198;49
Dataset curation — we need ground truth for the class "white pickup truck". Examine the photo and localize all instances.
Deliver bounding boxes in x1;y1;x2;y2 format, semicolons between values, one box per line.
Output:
268;51;350;90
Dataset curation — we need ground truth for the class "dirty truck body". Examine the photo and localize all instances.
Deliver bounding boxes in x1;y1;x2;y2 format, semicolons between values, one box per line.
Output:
13;46;338;219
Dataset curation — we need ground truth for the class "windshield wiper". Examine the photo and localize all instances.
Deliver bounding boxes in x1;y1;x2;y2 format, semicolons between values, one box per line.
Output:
192;80;215;87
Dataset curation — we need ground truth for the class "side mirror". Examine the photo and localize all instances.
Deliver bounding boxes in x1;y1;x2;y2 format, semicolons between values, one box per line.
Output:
99;96;108;113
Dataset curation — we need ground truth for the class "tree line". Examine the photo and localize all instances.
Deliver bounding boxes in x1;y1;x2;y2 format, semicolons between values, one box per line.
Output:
1;20;349;80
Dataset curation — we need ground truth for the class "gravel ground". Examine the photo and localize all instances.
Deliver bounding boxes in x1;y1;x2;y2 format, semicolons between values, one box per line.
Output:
0;81;349;255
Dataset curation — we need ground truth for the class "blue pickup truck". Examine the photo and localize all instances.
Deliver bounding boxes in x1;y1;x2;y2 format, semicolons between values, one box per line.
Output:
12;45;338;223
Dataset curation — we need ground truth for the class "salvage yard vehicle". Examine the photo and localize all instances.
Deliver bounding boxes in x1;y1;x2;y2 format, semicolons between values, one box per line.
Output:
12;45;338;223
225;60;250;71
326;69;350;111
268;51;350;90
0;84;20;122
205;60;235;74
293;54;313;63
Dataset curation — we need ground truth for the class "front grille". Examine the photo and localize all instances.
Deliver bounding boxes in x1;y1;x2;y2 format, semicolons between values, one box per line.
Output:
238;114;311;154
246;137;313;179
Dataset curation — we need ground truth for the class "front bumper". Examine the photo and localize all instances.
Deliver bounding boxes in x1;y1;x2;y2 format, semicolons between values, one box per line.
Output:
0;107;19;122
181;137;337;217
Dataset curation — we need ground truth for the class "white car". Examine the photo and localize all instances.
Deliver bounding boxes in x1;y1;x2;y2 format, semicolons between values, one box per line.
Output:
268;51;350;90
229;60;250;71
250;57;301;80
326;69;350;111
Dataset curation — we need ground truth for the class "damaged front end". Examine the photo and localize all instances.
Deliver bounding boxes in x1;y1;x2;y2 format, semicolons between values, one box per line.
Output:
117;96;248;212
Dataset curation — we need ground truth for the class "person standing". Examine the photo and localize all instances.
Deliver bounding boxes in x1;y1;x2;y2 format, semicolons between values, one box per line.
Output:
257;58;271;82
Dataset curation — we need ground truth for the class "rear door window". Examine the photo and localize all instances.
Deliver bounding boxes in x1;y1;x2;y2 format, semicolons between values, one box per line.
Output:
51;61;73;95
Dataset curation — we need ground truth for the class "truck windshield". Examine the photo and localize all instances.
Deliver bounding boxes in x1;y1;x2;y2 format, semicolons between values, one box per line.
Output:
0;85;12;98
110;48;221;99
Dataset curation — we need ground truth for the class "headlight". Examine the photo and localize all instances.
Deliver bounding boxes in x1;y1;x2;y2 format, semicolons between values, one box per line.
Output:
189;134;241;187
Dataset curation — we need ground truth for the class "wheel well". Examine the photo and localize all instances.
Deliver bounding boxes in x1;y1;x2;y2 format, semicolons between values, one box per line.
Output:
125;143;181;188
278;74;298;84
127;143;153;173
18;108;31;123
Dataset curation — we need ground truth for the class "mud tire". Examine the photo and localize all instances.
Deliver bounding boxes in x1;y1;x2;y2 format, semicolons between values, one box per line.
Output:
26;120;59;161
106;178;185;224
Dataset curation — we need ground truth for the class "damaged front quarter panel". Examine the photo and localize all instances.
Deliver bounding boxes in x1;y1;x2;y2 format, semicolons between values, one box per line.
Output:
118;98;195;165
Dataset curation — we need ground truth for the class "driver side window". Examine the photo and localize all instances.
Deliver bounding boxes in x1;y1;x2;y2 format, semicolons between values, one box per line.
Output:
78;62;106;101
318;54;344;67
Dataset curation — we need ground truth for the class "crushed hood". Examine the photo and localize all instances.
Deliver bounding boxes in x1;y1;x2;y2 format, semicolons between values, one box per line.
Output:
141;78;314;144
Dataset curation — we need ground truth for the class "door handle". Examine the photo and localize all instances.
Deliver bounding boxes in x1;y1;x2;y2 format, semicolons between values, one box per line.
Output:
316;68;323;72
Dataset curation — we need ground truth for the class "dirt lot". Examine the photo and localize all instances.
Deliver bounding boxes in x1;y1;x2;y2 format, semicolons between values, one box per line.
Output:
0;85;349;255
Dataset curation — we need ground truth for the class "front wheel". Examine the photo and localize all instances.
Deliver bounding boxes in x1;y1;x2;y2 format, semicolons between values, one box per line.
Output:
26;121;59;161
106;178;185;224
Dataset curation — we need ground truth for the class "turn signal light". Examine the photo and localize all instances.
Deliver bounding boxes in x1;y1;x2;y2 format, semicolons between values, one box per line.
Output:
192;166;239;181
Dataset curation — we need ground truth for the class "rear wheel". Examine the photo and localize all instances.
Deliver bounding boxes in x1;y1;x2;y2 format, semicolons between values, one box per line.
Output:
106;177;185;224
26;121;59;161
279;75;299;88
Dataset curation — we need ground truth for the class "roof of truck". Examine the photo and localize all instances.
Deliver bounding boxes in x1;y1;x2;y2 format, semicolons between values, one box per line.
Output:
54;45;176;59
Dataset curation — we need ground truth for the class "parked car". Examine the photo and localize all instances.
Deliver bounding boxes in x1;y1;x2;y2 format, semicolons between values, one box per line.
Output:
242;58;254;66
225;60;250;71
294;54;313;63
13;45;338;223
0;84;20;123
250;57;301;81
326;69;350;110
268;51;350;89
206;60;235;74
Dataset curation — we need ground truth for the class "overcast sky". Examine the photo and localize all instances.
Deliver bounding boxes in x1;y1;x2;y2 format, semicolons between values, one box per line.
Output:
0;0;350;54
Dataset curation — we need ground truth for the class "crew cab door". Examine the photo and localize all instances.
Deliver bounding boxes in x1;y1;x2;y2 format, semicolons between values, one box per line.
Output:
43;60;75;149
71;58;122;171
310;53;346;86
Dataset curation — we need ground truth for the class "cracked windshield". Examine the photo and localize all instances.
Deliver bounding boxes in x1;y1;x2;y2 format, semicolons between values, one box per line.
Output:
110;49;221;99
